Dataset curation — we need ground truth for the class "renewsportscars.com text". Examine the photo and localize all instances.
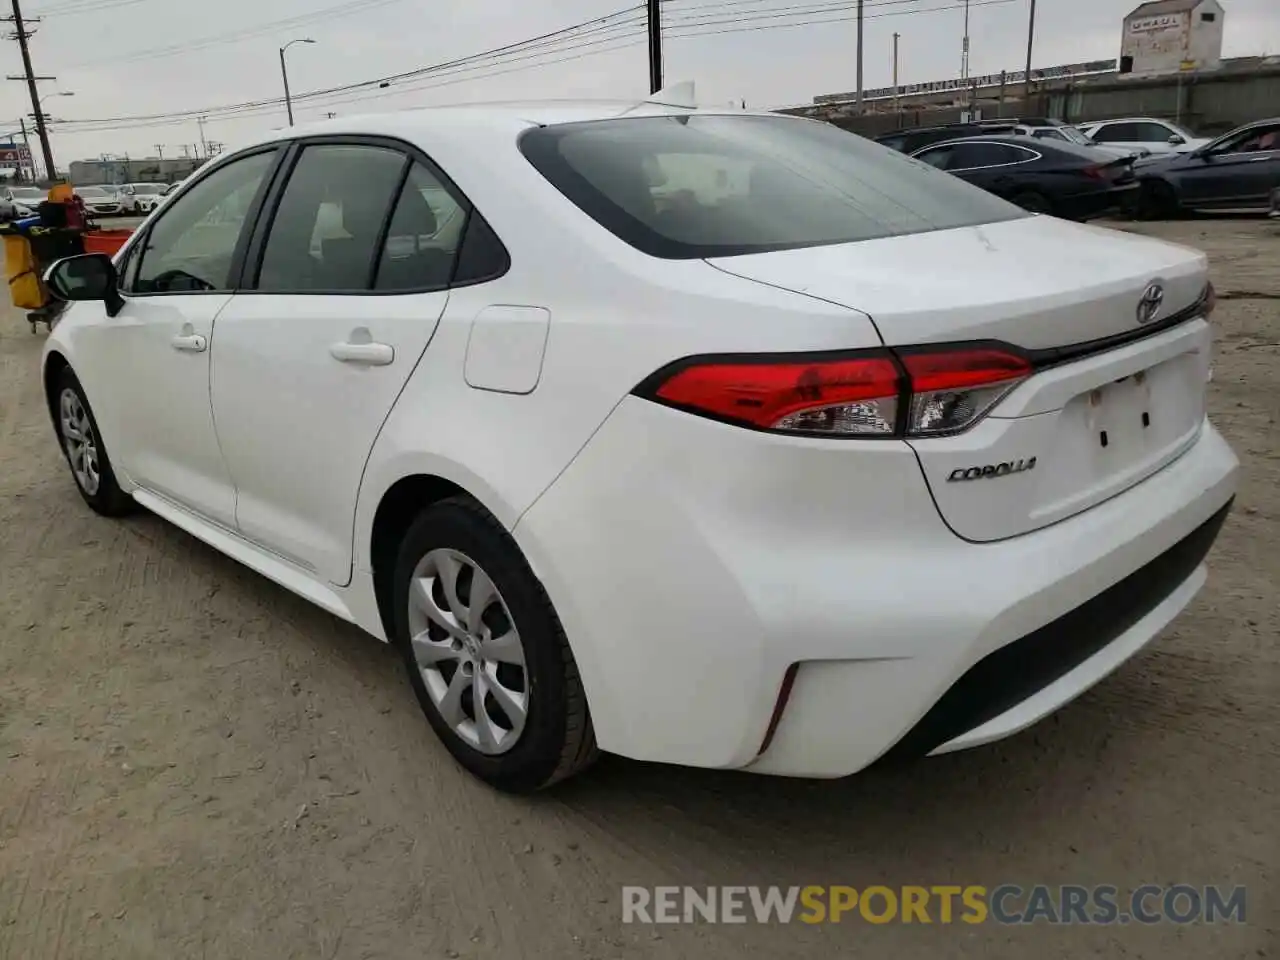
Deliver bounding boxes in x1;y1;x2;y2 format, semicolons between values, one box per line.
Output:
621;884;1247;925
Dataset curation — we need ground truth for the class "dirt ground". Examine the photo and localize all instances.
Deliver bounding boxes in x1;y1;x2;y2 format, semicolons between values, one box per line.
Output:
0;218;1275;960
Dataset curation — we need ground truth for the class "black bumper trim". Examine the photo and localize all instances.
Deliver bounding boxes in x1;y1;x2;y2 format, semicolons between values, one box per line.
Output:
879;496;1234;763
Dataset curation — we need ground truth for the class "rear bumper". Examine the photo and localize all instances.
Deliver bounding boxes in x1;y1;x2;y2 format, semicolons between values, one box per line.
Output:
515;395;1238;777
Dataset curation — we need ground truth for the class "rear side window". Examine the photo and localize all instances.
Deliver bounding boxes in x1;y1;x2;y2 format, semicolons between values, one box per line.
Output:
951;143;1035;168
257;144;406;292
373;162;466;291
520;115;1024;259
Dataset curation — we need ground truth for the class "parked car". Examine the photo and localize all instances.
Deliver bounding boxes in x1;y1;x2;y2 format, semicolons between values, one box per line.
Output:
0;184;44;220
163;179;185;196
874;122;990;153
910;134;1140;219
1078;117;1210;155
985;118;1150;159
1133;117;1280;218
116;182;168;214
876;118;1144;161
38;103;1237;791
76;185;123;218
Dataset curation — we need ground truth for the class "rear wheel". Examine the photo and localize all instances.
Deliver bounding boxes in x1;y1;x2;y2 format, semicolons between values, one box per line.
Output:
1011;190;1052;215
391;496;597;792
1138;180;1179;220
54;368;133;516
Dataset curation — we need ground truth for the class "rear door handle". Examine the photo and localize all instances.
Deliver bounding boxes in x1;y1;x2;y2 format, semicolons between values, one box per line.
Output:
171;333;207;352
330;341;394;366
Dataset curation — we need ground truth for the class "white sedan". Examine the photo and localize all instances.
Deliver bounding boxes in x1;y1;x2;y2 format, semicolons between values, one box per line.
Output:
115;182;168;214
1079;117;1211;155
39;102;1238;791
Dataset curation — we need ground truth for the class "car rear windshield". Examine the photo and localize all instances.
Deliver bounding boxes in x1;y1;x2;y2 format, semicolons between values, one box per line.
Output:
520;114;1026;258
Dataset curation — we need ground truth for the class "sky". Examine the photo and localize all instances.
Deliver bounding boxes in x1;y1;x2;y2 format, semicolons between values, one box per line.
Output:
2;0;1279;167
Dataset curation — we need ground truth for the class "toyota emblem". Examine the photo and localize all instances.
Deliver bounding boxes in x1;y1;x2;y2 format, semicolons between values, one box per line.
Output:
1137;283;1165;325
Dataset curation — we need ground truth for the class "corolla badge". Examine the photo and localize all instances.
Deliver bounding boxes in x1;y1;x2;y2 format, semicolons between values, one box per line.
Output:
1137;283;1165;325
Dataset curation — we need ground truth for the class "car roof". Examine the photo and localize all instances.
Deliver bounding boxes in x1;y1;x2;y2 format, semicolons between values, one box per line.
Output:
913;134;1047;151
226;100;778;154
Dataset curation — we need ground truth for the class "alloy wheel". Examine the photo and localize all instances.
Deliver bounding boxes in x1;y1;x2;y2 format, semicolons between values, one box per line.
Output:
59;388;100;496
406;548;529;755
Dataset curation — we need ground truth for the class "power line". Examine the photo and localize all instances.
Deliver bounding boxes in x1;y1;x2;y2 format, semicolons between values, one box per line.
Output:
53;4;645;127
66;0;410;69
28;0;150;17
57;21;652;131
51;0;1009;133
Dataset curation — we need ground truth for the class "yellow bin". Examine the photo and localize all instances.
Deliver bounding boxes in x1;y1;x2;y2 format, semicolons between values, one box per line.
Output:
4;233;47;311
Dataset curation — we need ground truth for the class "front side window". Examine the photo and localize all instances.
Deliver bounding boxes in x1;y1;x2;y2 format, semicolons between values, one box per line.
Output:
521;114;1025;259
1214;124;1280;155
256;144;406;293
131;149;276;294
915;145;955;169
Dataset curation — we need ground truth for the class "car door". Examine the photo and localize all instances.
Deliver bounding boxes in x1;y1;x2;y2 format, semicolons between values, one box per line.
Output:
77;146;282;527
945;142;1039;199
1178;123;1280;206
209;138;466;584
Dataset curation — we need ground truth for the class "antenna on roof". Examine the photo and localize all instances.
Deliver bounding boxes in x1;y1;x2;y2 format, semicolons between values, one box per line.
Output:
619;79;696;114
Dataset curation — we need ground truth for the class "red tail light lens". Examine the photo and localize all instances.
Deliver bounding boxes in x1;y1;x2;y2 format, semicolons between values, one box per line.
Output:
637;345;1032;439
1082;164;1108;180
649;353;900;436
1204;281;1217;317
899;347;1032;436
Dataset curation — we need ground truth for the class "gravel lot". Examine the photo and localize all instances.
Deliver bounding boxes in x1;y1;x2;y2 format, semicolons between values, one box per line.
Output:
0;218;1275;959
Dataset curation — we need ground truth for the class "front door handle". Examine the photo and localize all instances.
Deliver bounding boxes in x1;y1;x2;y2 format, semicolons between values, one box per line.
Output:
171;333;207;352
330;341;394;366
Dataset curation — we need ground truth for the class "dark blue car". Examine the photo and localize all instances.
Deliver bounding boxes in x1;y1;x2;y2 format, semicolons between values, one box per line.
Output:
1134;117;1280;218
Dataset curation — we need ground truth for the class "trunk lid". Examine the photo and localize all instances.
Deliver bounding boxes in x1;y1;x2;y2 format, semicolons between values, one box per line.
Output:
708;216;1213;542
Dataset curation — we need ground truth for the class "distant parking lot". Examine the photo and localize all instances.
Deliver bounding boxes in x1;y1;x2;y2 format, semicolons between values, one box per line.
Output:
0;217;1274;959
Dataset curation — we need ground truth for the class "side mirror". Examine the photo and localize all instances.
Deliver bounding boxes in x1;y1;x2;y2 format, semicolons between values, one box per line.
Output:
1168;134;1185;145
44;253;124;317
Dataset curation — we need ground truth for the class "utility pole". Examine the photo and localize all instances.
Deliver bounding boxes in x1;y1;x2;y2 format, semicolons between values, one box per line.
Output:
855;0;864;111
892;32;901;120
155;144;164;161
1023;0;1037;106
197;115;208;159
18;115;31;179
960;0;971;84
3;0;56;180
647;0;662;94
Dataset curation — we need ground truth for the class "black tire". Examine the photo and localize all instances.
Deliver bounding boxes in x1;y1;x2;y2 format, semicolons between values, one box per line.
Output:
1011;190;1053;215
53;368;133;517
1137;180;1179;220
391;495;598;792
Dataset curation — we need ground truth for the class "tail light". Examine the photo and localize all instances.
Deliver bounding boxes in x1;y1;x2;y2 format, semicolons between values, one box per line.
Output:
635;345;1032;439
1204;281;1217;317
1082;164;1109;180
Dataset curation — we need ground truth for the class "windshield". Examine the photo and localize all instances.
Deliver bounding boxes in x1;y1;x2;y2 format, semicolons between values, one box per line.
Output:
78;187;110;198
11;187;42;199
132;183;164;195
520;114;1026;259
1057;125;1093;145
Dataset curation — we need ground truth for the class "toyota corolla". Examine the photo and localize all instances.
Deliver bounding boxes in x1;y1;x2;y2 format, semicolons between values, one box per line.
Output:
39;102;1237;792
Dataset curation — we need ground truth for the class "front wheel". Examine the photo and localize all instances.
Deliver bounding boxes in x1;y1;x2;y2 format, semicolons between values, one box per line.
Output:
54;368;133;516
1011;190;1053;215
391;496;598;792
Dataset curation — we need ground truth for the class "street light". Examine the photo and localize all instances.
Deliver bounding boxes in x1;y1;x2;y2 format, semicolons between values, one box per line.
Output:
39;91;74;107
279;38;316;127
